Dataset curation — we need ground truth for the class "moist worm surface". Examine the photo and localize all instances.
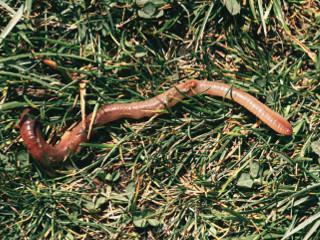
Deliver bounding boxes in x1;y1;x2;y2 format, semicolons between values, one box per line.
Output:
19;80;292;168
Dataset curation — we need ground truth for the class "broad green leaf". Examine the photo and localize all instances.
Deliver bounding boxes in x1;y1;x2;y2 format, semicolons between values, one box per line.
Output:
136;0;150;7
250;161;260;178
16;151;29;167
237;173;254;188
95;197;108;208
311;140;320;157
126;182;136;199
84;202;99;213
137;2;164;19
95;168;106;180
133;218;147;228
221;0;241;16
136;0;166;7
148;219;161;227
143;2;156;16
105;173;113;181
112;171;121;182
65;232;75;240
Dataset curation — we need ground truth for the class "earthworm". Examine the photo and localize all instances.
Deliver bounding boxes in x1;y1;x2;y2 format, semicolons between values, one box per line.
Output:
19;80;292;168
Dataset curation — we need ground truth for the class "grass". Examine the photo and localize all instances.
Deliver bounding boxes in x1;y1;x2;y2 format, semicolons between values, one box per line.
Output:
0;0;319;239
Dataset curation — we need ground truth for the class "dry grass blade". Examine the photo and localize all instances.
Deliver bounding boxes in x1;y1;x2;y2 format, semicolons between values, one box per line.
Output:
282;212;320;240
0;0;16;15
0;4;24;45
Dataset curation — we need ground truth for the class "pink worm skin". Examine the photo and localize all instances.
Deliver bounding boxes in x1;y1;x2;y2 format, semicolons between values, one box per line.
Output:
19;80;292;168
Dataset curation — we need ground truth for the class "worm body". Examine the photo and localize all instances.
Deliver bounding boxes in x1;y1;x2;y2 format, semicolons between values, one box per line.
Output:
19;80;292;168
